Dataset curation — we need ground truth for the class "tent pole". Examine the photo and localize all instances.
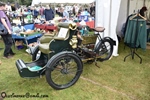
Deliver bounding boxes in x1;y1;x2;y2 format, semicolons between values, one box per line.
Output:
109;0;112;35
144;0;146;6
127;0;130;16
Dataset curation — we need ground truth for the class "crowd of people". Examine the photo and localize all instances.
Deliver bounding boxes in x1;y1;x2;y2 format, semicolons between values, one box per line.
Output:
5;3;96;23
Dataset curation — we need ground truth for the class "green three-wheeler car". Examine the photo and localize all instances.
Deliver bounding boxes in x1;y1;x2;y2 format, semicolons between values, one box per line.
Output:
16;22;116;90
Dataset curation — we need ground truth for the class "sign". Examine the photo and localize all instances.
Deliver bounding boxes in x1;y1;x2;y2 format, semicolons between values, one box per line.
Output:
57;28;69;38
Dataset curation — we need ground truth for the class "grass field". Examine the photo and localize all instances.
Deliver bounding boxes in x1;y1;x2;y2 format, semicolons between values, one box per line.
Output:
0;39;150;100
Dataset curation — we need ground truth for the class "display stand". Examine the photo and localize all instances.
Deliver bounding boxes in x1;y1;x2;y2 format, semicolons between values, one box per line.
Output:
124;12;143;64
124;48;142;63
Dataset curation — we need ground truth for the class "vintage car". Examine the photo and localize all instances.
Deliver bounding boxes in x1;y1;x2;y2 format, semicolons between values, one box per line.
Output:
16;22;115;90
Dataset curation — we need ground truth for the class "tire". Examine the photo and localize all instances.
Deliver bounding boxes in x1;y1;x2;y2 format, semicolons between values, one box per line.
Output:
96;39;113;61
45;51;83;90
32;46;41;61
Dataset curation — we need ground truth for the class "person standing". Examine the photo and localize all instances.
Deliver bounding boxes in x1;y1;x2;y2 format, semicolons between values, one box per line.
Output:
140;6;147;17
74;4;79;16
90;3;93;15
72;5;76;16
33;7;39;19
60;7;69;22
58;7;63;17
0;2;15;59
39;6;45;19
90;3;95;17
44;5;54;21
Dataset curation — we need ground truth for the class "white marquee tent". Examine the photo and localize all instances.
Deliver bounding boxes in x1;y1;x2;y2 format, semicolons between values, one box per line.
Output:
31;0;150;57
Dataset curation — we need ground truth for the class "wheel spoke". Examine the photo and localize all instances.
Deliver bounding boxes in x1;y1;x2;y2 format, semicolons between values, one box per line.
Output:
97;40;113;61
51;70;75;85
68;69;82;74
51;72;63;81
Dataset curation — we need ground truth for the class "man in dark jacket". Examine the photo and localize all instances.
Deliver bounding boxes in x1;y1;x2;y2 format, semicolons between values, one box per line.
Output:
44;5;54;21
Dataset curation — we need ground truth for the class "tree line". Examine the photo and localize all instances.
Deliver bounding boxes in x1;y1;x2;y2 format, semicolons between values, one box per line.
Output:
1;0;32;6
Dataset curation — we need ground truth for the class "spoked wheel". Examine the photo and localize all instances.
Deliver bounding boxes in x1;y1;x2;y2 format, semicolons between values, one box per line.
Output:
32;46;41;61
96;39;113;61
45;51;83;90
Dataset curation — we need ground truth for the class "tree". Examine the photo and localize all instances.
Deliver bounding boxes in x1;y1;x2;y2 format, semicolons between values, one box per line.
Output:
1;0;32;6
20;0;31;6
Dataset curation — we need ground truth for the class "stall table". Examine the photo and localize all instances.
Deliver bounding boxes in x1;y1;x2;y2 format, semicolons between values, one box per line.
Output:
34;24;57;32
12;32;43;45
45;25;57;31
34;24;46;30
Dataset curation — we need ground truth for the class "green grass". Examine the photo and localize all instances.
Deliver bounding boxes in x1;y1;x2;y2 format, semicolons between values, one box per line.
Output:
0;39;150;100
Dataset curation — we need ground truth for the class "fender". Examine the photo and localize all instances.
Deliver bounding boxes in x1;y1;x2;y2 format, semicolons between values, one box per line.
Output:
30;45;39;55
94;37;115;53
103;37;116;46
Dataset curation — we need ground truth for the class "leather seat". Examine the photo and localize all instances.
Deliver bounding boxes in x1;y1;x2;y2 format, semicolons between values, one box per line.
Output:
39;28;69;54
38;33;56;54
93;27;105;32
39;33;55;43
39;43;52;54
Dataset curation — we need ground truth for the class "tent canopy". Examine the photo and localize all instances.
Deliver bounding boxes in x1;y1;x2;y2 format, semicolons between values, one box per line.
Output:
31;0;95;6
